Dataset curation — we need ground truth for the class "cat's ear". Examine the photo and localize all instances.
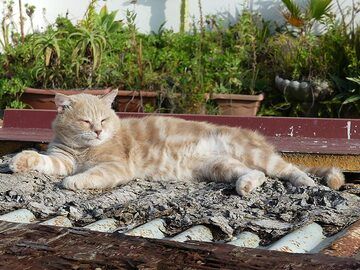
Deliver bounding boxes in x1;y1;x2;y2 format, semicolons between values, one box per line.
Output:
100;89;118;107
55;93;72;113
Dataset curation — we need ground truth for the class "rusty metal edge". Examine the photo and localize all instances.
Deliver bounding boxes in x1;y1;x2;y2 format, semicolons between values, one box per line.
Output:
281;153;360;172
321;220;360;257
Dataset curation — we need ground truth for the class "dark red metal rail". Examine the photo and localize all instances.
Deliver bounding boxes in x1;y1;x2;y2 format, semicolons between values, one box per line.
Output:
0;109;359;155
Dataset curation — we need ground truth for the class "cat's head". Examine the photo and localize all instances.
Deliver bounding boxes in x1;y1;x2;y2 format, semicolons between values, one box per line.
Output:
52;90;119;148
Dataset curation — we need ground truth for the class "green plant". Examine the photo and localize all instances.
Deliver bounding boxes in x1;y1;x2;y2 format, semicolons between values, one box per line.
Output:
1;1;356;117
0;77;26;108
179;0;188;33
263;0;360;117
343;76;360;101
229;11;270;94
70;27;106;76
32;30;67;88
24;3;35;32
33;30;61;67
322;76;360;117
69;1;109;87
281;0;333;34
268;33;330;80
339;77;360;114
98;5;122;37
1;0;15;51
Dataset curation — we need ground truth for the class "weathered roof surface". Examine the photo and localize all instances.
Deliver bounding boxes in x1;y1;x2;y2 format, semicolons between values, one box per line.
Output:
1;154;359;249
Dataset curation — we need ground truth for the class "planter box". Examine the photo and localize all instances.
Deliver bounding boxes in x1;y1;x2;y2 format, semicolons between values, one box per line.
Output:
20;88;158;112
20;88;112;110
115;90;157;112
211;93;264;116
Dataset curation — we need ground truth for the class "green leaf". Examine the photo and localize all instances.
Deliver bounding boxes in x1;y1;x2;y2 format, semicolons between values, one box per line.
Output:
308;0;333;21
99;5;108;18
342;95;360;105
347;77;360;85
45;47;52;66
281;0;302;19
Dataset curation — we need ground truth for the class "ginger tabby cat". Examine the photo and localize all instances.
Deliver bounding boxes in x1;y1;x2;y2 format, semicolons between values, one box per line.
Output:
10;90;345;195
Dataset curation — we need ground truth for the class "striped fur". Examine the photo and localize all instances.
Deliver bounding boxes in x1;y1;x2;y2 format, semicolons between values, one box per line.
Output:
10;90;345;195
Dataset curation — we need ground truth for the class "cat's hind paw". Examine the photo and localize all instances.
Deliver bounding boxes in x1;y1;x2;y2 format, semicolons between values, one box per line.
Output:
291;174;316;187
236;170;266;196
61;176;82;191
325;168;345;190
9;150;41;173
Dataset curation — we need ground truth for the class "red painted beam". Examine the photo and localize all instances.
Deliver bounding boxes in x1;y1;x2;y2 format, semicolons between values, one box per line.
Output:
0;128;53;143
1;109;359;155
3;109;359;139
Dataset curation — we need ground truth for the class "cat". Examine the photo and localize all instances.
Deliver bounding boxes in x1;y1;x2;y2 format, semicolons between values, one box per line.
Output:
9;90;345;195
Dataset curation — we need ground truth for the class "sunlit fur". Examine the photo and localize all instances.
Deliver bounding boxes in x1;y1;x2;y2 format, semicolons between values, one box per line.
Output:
10;90;345;195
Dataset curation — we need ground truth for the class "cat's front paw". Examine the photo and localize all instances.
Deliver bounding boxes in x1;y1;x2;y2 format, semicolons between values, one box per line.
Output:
236;170;266;196
61;176;82;191
9;150;41;173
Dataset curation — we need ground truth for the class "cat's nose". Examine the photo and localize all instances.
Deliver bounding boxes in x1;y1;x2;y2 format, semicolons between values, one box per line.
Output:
94;129;102;137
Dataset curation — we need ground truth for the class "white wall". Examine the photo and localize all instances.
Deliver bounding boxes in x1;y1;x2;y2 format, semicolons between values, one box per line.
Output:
1;0;358;34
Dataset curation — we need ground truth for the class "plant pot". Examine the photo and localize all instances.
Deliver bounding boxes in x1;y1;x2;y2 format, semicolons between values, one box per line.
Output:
20;88;158;112
20;88;113;110
211;93;264;116
275;75;333;102
115;90;158;112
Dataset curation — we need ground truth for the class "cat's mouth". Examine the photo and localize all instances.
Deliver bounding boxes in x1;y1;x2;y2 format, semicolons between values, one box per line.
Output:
88;136;107;146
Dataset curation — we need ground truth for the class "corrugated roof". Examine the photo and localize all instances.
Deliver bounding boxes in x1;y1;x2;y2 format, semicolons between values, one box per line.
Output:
1;153;359;257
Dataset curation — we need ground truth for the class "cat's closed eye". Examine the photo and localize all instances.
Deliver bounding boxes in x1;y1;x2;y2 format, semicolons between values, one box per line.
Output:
101;118;108;124
79;119;91;125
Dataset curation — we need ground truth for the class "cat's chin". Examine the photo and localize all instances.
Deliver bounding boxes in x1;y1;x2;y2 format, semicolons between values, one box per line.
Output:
85;138;107;147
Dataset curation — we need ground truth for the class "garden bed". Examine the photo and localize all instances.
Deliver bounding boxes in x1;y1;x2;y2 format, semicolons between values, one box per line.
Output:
1;1;359;117
1;154;359;246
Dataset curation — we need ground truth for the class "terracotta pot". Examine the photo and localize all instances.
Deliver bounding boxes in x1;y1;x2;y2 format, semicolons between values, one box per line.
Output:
115;90;158;112
20;88;112;110
211;93;264;116
20;88;158;112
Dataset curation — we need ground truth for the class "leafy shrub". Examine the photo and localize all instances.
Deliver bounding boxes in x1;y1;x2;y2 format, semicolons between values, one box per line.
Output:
0;77;26;109
0;0;358;117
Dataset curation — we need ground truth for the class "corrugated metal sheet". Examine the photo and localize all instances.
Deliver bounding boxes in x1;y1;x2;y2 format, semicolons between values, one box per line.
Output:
1;208;358;256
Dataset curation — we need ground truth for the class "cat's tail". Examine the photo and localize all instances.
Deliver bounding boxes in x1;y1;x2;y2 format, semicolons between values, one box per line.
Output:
302;167;345;190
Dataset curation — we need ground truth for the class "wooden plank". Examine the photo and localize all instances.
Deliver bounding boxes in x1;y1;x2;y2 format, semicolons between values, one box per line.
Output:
0;221;359;270
3;109;360;139
1;110;359;155
271;137;360;155
1;128;359;155
0;128;53;142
